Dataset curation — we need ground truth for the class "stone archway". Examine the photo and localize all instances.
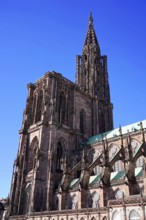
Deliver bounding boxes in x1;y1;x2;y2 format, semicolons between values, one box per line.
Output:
112;211;121;220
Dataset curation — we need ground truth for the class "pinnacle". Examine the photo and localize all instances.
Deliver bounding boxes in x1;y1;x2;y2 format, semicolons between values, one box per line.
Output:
89;11;93;26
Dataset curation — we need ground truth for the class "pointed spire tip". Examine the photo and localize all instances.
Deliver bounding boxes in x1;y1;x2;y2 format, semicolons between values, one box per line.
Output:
89;11;93;26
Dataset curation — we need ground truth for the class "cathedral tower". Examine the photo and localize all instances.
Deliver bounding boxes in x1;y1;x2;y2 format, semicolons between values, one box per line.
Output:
9;14;113;217
76;13;113;134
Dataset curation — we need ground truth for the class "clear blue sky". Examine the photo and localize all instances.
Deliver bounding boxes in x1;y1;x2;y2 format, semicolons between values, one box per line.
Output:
0;0;146;198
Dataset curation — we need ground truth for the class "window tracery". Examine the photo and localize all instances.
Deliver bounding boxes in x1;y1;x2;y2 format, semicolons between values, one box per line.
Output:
129;210;140;220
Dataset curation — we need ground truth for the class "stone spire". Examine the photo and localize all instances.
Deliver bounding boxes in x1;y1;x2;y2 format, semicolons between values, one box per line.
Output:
89;11;93;26
76;13;101;96
76;13;113;134
83;12;100;56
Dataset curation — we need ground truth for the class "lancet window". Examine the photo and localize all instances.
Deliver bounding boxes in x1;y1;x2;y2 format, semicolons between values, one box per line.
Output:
136;155;143;167
35;90;43;123
99;110;105;133
80;110;86;135
112;160;122;172
91;192;100;208
56;141;64;172
72;194;78;210
32;93;37;124
59;91;66;124
26;137;38;174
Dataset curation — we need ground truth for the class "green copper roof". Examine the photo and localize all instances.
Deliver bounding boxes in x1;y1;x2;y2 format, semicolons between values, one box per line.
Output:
110;170;125;181
89;175;100;186
69;178;79;189
87;120;146;145
110;167;143;181
135;167;143;177
69;167;143;189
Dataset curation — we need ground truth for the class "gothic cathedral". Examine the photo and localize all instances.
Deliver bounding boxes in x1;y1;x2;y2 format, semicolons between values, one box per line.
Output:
9;14;146;220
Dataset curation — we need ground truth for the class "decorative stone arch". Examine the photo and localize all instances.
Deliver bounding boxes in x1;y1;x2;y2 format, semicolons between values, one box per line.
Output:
112;211;121;220
70;218;74;220
102;217;107;220
80;218;85;220
80;109;86;135
27;136;38;173
131;138;141;157
109;143;123;172
129;209;140;220
91;191;100;208
109;143;120;161
56;137;66;173
91;217;96;220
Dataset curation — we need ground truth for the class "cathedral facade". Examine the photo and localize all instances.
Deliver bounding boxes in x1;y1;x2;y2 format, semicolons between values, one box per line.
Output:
9;14;146;220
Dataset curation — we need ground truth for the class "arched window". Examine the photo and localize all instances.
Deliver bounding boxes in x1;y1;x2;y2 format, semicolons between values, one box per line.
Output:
35;90;43;123
91;217;96;220
109;144;119;161
136;155;143;167
56;141;63;172
27;137;38;174
131;139;141;157
80;110;86;135
32;93;36;124
112;160;122;172
102;217;107;220
129;210;140;220
92;192;100;208
59;91;66;124
72;194;78;210
95;165;100;175
23;183;32;214
93;150;102;175
81;67;87;92
115;189;124;199
86;191;92;208
112;211;121;220
99;110;105;133
53;192;59;210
